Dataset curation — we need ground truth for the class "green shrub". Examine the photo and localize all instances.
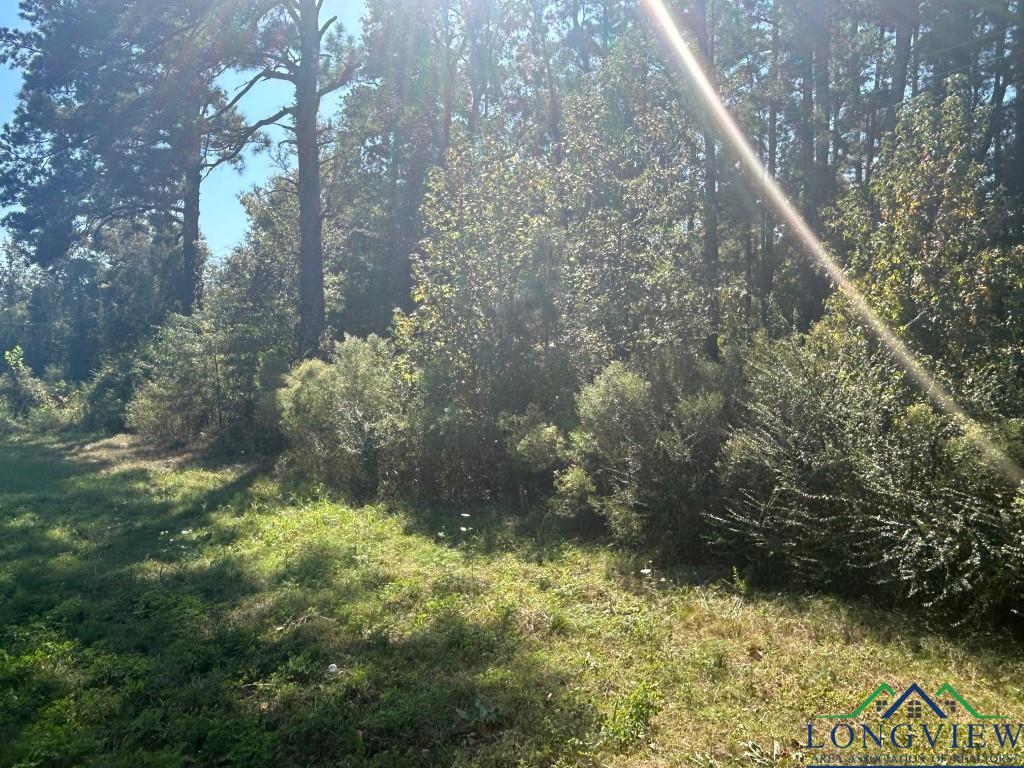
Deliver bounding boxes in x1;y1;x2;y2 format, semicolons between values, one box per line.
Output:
717;328;1024;624
277;335;410;499
0;397;18;436
498;404;569;497
81;355;140;432
1;346;50;415
0;346;84;431
576;362;655;469
126;315;225;447
24;392;84;432
559;359;729;550
127;314;286;450
569;363;657;544
551;464;596;518
412;400;508;501
395;146;578;501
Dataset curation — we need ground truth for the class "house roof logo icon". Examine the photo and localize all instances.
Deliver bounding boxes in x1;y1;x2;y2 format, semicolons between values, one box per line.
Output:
879;683;946;719
817;682;1006;720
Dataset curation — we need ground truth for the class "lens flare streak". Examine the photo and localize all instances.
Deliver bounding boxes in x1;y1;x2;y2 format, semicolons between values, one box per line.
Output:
640;0;1023;485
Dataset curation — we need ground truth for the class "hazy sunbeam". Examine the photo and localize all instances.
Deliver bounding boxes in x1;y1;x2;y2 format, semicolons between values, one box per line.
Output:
641;0;1023;486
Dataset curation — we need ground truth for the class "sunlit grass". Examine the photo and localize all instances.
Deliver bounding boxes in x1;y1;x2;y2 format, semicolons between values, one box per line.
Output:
2;435;1023;767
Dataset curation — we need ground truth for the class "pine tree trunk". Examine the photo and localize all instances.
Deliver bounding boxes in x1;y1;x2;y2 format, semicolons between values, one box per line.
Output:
813;2;831;201
180;161;203;314
979;13;1009;167
799;24;815;223
796;0;824;326
439;0;454;161
865;25;885;189
692;0;719;361
886;1;918;133
760;0;779;326
296;0;325;358
1012;0;1024;201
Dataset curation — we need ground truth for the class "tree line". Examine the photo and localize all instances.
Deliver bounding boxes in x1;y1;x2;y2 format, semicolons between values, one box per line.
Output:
3;0;1024;627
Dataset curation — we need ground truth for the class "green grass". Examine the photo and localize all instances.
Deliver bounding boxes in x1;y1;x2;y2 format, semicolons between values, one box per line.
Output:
3;434;1024;767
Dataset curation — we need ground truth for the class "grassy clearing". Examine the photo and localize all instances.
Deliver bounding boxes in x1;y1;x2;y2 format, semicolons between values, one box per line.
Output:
2;435;1024;768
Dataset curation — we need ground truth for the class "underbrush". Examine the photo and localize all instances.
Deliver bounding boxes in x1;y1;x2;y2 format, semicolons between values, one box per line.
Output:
0;346;83;433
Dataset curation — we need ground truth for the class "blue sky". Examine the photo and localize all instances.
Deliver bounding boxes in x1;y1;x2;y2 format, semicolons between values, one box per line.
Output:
0;1;367;260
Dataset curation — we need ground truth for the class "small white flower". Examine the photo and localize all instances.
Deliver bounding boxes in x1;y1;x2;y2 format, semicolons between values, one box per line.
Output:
460;513;471;518
640;568;652;575
459;526;468;532
327;663;339;674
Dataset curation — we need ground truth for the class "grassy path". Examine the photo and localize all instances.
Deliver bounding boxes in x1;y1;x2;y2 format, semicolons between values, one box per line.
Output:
2;435;1023;767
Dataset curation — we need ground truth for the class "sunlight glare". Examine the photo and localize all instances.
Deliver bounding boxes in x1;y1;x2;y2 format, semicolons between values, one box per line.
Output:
641;0;1024;486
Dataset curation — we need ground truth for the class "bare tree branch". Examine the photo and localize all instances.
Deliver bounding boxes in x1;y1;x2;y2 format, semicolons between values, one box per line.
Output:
208;105;295;172
319;15;338;39
218;68;291;119
281;0;302;26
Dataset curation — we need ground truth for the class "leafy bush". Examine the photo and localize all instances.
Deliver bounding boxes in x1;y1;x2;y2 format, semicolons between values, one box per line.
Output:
551;464;596;519
0;397;18;436
712;86;1024;625
23;391;84;432
0;346;83;430
410;400;507;501
126;315;225;447
127;315;286;450
833;84;1024;384
1;346;51;415
277;335;411;499
559;359;729;551
568;362;657;544
395;146;577;501
80;355;140;432
716;328;1024;624
499;404;568;496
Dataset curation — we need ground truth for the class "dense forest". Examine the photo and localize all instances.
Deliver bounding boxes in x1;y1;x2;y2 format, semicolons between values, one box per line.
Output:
2;0;1024;628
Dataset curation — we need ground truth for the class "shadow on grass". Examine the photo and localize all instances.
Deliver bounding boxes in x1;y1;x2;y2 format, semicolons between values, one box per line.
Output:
0;437;600;768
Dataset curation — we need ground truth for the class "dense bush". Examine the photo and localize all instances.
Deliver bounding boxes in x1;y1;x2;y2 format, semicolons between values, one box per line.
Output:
394;147;577;501
0;346;83;430
716;326;1024;624
397;139;728;506
709;84;1024;625
80;354;140;432
127;314;286;450
277;335;412;499
557;358;731;551
501;404;568;493
127;315;225;446
1;346;51;415
563;362;660;544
